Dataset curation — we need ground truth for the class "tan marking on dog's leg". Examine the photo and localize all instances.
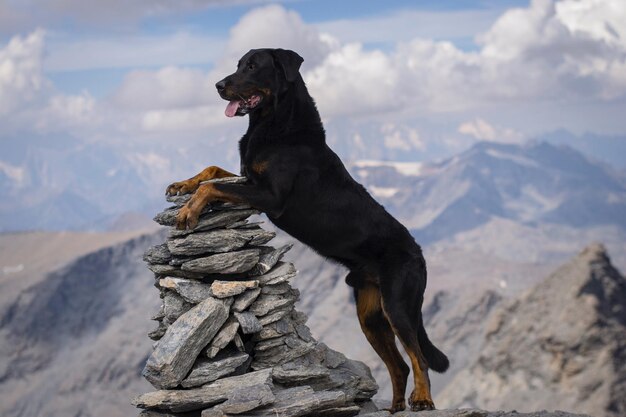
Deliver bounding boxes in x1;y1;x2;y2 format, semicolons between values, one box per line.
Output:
176;183;243;230
166;166;236;196
356;284;409;413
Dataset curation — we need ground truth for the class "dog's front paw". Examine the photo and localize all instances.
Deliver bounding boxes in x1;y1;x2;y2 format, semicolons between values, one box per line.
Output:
175;205;200;230
166;180;198;196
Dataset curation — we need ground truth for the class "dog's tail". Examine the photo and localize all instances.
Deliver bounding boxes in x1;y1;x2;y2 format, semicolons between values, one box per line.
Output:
417;315;449;373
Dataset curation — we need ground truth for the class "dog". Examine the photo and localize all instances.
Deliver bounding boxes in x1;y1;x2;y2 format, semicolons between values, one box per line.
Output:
165;48;449;412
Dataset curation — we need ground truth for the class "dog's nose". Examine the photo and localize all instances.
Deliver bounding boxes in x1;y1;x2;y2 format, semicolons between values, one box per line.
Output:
215;80;227;92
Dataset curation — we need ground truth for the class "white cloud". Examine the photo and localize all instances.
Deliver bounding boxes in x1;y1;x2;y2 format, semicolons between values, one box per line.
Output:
3;1;626;147
0;30;48;115
458;118;524;144
219;4;333;73
0;30;98;134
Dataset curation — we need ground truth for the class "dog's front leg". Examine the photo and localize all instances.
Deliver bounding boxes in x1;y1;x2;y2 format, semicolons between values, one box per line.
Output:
166;166;236;196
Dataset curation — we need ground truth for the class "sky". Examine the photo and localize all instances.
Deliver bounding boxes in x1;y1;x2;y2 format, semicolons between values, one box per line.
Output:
1;0;626;162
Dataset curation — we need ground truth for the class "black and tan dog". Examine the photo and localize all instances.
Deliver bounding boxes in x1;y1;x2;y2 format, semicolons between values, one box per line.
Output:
166;48;449;412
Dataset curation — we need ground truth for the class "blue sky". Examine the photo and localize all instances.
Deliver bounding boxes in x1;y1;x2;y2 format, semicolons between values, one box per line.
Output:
1;0;625;162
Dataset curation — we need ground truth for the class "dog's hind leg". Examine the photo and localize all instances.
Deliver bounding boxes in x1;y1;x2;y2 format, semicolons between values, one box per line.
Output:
354;280;410;413
166;166;236;196
379;258;436;411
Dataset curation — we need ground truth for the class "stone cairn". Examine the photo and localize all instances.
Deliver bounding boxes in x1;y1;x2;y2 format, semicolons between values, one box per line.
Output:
133;177;378;417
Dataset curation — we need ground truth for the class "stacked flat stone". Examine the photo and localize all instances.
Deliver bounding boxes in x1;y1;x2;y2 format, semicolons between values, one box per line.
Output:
133;177;378;417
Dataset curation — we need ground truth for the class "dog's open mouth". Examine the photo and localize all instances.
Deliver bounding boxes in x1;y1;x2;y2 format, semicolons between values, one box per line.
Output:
225;94;262;117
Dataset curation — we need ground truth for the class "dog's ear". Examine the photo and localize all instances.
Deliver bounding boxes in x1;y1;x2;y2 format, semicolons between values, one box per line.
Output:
272;49;303;82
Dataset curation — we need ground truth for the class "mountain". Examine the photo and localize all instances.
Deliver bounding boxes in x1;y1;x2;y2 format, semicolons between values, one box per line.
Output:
351;141;626;243
437;243;626;417
0;132;238;232
0;231;163;417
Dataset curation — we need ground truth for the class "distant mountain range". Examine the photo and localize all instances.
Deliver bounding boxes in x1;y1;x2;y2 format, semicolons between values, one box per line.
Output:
350;141;626;244
1;130;625;242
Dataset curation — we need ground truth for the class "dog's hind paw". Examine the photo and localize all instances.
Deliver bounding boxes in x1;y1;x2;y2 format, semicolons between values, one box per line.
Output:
409;398;435;411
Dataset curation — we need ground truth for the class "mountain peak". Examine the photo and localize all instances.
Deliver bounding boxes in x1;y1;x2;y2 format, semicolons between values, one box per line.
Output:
438;244;626;417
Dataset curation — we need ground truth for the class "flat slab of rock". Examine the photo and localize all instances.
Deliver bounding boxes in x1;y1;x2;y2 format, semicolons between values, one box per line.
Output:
181;351;250;388
133;369;273;413
142;297;232;389
232;287;262;312
250;244;293;275
205;316;240;358
248;386;346;417
252;262;297;285
148;263;204;280
210;280;258;298
201;383;275;416
170;209;259;235
252;337;315;370
181;249;260;274
159;278;212;304
234;311;263;334
168;229;274;256
249;291;298;316
144;243;172;264
253;317;295;341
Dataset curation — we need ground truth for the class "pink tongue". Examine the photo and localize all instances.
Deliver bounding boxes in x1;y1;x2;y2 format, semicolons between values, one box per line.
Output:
225;100;241;117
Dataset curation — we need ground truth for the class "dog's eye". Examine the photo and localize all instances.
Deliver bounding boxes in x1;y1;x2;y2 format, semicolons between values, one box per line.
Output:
247;63;256;71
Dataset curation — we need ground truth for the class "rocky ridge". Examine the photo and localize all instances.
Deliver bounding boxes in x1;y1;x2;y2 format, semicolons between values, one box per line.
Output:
438;243;626;417
133;177;378;417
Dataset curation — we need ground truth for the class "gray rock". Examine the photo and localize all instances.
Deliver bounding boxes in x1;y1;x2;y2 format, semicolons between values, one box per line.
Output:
255;336;287;352
251;336;315;369
252;262;297;285
144;243;173;264
272;363;330;384
159;278;213;304
253;317;295;341
248;386;347;417
295;324;313;342
167;229;274;256
180;351;250;388
260;282;292;295
205;316;240;358
316;406;361;416
170;209;259;236
147;263;205;280
249;290;298;316
163;292;193;322
234;311;263;334
142;297;232;389
249;244;293;275
139;411;200;417
132;369;273;413
202;383;275;416
232;287;262;312
148;321;168;341
181;249;261;275
153;207;180;226
258;307;292;326
210;280;259;298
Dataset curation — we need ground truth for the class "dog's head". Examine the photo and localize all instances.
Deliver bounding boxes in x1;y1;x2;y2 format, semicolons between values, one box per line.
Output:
216;48;303;117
